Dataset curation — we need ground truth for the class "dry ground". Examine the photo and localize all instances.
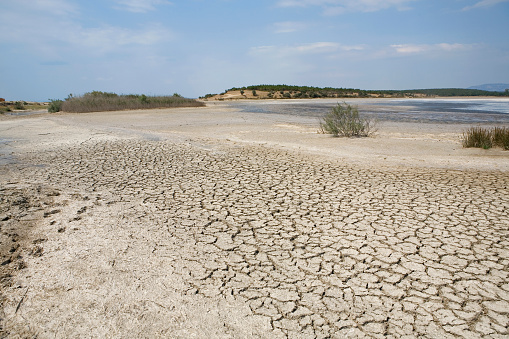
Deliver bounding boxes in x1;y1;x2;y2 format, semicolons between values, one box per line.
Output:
0;102;508;338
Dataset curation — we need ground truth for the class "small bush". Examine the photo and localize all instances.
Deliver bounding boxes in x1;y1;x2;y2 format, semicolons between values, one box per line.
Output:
14;101;25;110
48;99;63;113
492;126;509;150
462;126;509;150
139;94;148;103
320;102;376;137
462;127;492;149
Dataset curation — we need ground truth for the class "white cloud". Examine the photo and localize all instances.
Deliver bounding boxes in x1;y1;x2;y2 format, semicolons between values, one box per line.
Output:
78;25;173;54
295;42;342;53
390;43;475;55
276;0;415;14
273;21;308;33
9;0;79;16
277;0;338;7
113;0;172;13
462;0;509;10
0;1;174;57
250;42;365;58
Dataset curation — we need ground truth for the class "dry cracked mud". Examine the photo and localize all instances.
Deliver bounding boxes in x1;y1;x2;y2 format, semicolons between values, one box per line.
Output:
1;136;508;338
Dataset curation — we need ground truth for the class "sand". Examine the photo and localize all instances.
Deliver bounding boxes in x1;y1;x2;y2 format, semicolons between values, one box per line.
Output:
0;102;508;338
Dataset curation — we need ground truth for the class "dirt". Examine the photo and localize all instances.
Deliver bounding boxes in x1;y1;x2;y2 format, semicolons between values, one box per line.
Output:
0;103;508;338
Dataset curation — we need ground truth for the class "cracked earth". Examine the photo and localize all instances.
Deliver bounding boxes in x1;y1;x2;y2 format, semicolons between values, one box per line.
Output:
1;106;508;338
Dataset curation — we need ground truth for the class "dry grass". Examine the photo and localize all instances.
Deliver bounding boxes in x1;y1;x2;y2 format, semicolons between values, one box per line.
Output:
462;126;509;150
58;91;204;113
492;126;509;150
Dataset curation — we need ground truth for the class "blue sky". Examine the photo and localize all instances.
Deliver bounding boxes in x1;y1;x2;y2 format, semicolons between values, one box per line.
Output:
1;0;508;100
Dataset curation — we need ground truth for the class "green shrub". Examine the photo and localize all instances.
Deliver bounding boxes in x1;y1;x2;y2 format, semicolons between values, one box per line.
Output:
462;126;509;150
492;126;509;150
139;94;148;103
48;99;63;113
85;91;118;98
14;101;25;110
320;102;376;137
462;127;492;149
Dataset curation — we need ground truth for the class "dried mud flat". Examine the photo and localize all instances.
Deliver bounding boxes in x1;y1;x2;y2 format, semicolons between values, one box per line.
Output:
0;106;509;338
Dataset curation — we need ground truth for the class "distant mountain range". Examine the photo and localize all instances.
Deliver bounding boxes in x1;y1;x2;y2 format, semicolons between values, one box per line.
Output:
468;83;509;92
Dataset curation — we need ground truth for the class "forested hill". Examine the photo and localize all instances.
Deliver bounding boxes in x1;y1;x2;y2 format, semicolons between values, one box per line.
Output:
201;85;509;100
468;83;509;92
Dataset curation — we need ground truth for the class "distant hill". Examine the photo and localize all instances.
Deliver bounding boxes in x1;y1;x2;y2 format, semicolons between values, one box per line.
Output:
201;84;509;100
468;83;509;92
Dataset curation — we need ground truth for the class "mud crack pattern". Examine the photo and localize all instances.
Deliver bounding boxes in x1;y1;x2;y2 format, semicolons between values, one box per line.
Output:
18;140;509;338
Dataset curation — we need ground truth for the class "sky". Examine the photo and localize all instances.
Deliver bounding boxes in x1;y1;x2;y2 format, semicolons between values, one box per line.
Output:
1;0;508;101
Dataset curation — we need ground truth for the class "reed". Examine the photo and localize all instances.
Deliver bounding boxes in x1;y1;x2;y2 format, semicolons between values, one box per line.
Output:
492;126;509;150
58;91;204;113
462;126;509;150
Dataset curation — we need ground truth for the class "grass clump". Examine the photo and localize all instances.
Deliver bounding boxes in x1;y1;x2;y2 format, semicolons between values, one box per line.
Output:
49;91;204;113
0;106;11;114
320;102;376;137
462;126;509;150
492;126;509;150
14;101;26;110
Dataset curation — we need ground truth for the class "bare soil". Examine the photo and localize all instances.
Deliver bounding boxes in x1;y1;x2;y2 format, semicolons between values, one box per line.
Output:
0;102;508;338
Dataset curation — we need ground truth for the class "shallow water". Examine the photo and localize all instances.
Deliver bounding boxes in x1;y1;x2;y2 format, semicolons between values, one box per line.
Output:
0;138;14;165
226;98;509;124
6;109;48;116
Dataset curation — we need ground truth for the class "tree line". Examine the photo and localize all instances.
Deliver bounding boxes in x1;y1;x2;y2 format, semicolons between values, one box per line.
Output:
221;85;509;98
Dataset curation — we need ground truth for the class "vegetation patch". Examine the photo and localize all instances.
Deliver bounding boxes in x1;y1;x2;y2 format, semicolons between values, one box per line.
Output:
320;102;377;137
0;101;47;113
48;99;63;113
201;84;509;100
462;126;509;150
49;91;204;113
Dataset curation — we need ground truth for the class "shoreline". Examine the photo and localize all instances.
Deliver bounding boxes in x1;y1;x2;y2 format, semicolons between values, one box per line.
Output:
0;105;508;171
202;95;509;101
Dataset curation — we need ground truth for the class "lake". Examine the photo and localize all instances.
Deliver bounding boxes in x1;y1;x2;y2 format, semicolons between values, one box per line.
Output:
224;98;509;124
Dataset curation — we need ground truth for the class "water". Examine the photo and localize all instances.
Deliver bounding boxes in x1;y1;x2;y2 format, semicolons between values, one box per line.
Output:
225;98;509;124
6;109;48;116
0;138;14;165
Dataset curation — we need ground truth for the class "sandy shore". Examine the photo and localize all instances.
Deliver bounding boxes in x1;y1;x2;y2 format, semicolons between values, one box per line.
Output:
1;104;508;337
